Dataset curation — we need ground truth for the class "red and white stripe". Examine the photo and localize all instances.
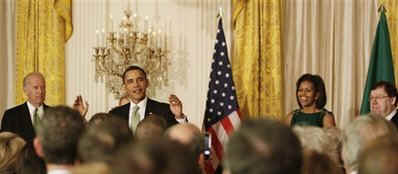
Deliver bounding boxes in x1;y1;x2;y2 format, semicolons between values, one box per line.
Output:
205;111;241;174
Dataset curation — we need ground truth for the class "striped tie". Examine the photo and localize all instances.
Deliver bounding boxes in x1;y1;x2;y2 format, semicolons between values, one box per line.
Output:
131;105;140;132
33;108;39;126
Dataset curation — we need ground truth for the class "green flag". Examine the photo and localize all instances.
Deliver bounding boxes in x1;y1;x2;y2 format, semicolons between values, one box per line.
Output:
360;6;395;115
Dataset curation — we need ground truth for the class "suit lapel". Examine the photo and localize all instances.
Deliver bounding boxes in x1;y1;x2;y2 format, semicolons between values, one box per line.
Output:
145;99;154;117
121;103;131;121
22;102;36;139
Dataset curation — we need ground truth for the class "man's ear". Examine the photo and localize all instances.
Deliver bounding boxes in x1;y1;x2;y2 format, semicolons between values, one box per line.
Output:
33;137;44;158
392;96;397;106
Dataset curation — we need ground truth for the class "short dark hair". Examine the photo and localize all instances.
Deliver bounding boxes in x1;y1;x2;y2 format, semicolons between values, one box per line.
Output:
225;119;302;174
78;116;133;163
122;65;147;84
36;106;85;164
371;80;397;98
296;73;327;109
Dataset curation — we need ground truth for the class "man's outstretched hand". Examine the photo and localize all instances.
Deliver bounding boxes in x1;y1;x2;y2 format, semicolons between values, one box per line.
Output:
73;95;89;118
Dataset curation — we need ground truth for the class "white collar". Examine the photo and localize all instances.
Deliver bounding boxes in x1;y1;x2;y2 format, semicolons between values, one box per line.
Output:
47;168;71;174
386;109;397;121
26;101;44;117
130;97;148;109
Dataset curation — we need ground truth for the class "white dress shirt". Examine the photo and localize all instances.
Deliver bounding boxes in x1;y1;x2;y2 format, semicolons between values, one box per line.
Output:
386;109;397;121
27;101;44;123
127;97;187;129
47;168;71;174
128;97;148;129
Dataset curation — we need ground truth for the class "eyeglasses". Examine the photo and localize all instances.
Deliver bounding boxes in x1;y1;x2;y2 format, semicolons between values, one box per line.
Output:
369;96;390;101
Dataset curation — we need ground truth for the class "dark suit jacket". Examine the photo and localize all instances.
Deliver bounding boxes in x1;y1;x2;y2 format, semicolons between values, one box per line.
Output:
109;98;178;128
390;110;398;128
1;102;49;143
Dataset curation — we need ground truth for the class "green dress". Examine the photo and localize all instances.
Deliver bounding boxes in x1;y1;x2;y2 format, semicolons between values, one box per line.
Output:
290;109;327;127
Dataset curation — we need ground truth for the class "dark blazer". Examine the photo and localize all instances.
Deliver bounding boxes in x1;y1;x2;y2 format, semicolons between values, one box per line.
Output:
1;102;49;143
109;98;178;128
390;110;398;128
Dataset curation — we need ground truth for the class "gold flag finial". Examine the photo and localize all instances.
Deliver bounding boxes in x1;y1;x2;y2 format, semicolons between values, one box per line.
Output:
378;4;386;13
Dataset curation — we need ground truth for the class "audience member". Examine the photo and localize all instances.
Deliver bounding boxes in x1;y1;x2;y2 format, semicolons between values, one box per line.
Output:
286;74;335;128
135;114;167;140
33;106;85;174
341;113;397;174
109;65;187;132
0;132;26;173
165;123;205;173
302;150;343;174
87;112;110;127
17;143;47;174
224;119;302;174
111;138;201;174
358;134;398;174
369;81;398;127
293;126;342;167
78;116;132;164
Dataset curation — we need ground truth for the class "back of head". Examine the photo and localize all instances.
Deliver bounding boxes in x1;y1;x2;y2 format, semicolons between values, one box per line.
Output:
165;123;204;159
358;134;398;174
0;132;26;173
302;150;343;174
293;126;342;166
225;119;302;174
135;115;167;140
111;138;201;174
87;112;110;127
78;116;133;163
35;105;85;165
342;113;397;172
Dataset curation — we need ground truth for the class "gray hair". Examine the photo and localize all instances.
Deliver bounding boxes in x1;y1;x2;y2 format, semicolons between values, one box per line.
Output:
23;72;45;87
293;126;342;166
341;113;397;171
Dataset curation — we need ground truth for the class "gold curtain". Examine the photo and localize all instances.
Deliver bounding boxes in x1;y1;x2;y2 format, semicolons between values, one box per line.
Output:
232;0;284;120
16;0;72;105
381;0;398;83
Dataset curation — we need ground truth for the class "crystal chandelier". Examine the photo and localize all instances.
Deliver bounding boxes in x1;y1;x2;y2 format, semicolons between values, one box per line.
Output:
92;7;169;99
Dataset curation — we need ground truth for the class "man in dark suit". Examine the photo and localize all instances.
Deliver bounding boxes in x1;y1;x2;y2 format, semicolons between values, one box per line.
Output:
110;65;186;131
1;72;47;142
370;81;398;127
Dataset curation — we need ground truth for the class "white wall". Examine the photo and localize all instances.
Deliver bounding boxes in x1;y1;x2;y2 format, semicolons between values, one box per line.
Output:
65;0;232;127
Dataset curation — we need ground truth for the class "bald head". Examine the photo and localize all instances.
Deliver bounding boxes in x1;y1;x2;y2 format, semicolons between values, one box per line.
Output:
23;72;46;107
166;123;202;145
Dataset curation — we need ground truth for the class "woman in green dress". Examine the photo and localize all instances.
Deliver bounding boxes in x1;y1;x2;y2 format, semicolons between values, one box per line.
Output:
286;74;335;128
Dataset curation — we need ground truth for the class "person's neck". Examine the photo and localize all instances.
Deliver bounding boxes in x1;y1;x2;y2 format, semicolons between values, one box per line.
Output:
47;163;74;172
28;101;43;108
131;97;146;104
301;106;318;113
344;165;357;174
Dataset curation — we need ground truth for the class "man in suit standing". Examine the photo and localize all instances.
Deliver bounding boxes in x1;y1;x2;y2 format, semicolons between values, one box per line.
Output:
1;72;47;142
370;81;398;127
110;65;187;131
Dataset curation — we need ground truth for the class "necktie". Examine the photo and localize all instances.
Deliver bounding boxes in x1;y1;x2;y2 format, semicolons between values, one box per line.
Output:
33;108;39;126
131;105;140;132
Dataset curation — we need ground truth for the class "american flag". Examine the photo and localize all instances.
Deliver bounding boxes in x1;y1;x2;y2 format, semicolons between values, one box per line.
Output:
203;17;241;174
